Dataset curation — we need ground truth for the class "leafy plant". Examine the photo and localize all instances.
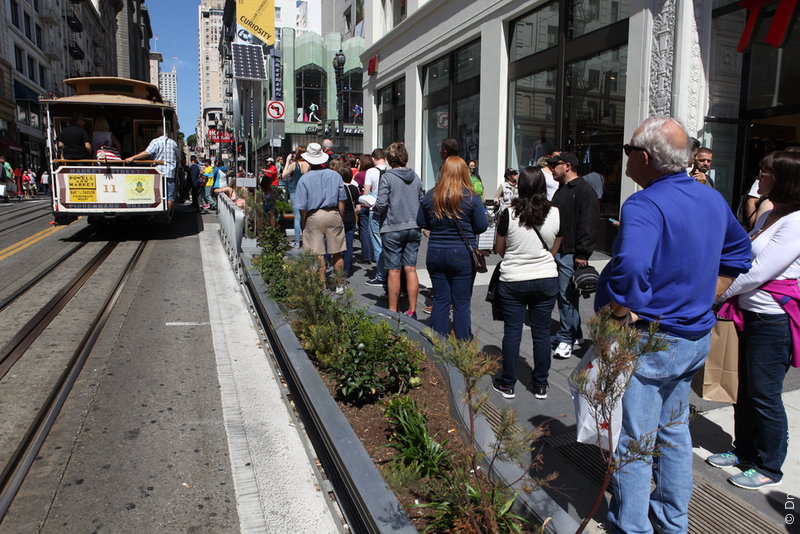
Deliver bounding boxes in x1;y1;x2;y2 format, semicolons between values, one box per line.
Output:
384;396;450;478
252;225;291;301
574;308;672;534
424;332;554;534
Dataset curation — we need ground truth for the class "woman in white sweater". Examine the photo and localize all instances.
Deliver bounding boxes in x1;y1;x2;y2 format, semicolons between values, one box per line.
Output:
708;150;800;490
492;167;562;400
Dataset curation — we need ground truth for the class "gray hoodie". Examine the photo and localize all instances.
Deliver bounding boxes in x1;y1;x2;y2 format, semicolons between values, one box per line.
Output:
374;167;423;234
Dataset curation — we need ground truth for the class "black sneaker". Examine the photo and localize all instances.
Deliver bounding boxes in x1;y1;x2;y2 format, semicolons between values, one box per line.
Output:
492;380;515;399
533;384;548;399
365;278;385;287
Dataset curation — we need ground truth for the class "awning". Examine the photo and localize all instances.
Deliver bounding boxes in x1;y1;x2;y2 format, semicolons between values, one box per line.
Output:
14;80;41;103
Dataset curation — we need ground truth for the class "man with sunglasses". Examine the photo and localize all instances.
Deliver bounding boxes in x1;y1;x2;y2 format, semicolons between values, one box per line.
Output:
547;151;600;359
596;117;751;534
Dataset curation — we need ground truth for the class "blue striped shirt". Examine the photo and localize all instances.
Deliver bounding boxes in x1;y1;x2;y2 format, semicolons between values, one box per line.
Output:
145;135;180;179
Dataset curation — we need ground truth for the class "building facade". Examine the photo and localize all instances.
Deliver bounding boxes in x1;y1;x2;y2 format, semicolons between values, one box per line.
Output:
159;65;178;109
116;0;152;81
197;0;225;160
360;0;798;252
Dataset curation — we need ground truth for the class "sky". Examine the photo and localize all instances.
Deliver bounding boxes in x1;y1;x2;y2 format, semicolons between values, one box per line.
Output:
145;1;201;137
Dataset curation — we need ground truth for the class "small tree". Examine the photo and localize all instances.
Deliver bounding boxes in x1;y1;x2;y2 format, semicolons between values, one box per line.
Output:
426;332;555;534
574;308;673;534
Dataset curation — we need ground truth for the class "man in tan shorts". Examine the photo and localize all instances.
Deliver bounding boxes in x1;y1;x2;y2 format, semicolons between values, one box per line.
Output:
292;143;347;292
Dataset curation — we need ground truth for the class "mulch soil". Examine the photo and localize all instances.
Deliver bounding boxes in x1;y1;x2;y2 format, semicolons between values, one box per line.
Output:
319;357;463;531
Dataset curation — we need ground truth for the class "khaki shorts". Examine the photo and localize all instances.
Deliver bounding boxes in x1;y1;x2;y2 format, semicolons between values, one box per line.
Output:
303;208;346;255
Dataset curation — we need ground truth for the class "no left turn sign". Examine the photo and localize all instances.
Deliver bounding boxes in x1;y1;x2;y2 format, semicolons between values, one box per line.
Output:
267;101;285;120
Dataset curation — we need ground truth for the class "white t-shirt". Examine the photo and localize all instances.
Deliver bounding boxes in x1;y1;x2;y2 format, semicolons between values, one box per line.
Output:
363;164;388;207
41;171;49;184
499;206;560;282
541;167;559;201
721;210;800;314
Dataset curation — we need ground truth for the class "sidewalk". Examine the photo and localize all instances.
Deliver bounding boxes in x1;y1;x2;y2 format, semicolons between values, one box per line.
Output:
340;234;798;532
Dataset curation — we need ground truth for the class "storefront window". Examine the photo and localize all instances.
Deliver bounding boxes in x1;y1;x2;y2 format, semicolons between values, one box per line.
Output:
377;78;405;148
421;40;480;188
747;15;800;110
342;69;363;123
567;0;629;39
564;45;628;218
295;66;326;122
510;2;559;61
508;69;557;168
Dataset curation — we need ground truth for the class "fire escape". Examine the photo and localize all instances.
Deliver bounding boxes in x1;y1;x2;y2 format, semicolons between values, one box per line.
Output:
66;5;85;78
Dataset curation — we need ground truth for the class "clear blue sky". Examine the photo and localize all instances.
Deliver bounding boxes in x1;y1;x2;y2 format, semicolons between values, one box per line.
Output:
146;1;200;137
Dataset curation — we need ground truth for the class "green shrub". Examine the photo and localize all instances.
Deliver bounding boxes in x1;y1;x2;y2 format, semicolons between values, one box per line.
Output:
384;396;450;479
252;225;291;301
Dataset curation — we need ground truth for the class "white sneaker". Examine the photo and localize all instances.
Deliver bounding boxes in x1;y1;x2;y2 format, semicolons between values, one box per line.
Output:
335;285;346;295
553;342;573;359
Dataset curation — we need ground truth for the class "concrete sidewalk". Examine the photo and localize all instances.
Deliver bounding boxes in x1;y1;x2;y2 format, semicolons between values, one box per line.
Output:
341;234;798;532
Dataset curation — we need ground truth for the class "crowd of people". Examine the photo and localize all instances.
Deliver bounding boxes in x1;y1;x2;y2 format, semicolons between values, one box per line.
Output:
269;117;798;534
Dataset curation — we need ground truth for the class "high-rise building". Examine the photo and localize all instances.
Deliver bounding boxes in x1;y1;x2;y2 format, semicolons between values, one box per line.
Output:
197;0;225;157
116;0;152;82
159;65;178;109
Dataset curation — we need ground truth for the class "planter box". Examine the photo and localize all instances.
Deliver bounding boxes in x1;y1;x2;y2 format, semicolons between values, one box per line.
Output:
241;252;580;534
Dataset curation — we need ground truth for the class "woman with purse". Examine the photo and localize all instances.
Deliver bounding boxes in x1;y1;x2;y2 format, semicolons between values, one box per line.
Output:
417;156;488;340
708;150;800;489
491;167;561;400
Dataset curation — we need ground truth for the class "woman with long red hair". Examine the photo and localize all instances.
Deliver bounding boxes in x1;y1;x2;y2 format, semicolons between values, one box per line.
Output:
417;156;488;339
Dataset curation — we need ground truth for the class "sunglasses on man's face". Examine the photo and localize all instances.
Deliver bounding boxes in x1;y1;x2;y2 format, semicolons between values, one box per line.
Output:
623;144;649;157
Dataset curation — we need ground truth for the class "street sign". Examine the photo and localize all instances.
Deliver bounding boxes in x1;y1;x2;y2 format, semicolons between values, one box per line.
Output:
267;101;285;120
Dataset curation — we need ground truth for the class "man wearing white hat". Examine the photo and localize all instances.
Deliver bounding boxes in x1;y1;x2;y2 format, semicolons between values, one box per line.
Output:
293;143;348;292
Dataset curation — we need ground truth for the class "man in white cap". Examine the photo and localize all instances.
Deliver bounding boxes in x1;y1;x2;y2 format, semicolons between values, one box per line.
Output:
293;142;348;292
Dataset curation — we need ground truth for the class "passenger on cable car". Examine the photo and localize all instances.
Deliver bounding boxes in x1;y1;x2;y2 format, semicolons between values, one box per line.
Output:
56;113;92;160
124;126;181;216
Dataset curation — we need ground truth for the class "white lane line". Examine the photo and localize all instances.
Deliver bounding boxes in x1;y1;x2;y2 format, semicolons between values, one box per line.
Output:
165;321;210;326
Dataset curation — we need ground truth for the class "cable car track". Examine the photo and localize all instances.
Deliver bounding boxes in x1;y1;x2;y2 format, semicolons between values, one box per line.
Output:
0;240;147;522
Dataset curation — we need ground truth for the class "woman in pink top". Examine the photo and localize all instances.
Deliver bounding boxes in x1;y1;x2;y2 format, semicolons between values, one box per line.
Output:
708;150;800;490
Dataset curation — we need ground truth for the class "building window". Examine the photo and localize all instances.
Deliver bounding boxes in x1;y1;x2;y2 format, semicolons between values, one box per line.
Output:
342;69;362;123
14;46;23;72
35;24;42;49
509;2;629;245
24;13;32;40
295;66;326;122
28;57;36;82
10;0;19;27
377;78;405;147
421;39;481;188
39;64;45;88
511;2;559;62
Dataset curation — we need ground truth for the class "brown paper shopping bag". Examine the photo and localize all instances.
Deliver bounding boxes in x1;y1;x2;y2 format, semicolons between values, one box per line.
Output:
692;319;739;403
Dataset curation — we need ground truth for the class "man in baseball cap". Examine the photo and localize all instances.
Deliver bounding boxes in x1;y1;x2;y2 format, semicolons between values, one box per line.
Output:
548;151;599;360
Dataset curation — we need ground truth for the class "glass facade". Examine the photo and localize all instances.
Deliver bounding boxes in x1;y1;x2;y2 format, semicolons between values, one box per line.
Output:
508;2;629;251
342;69;363;123
421;40;481;188
295;66;326;122
377;78;405;148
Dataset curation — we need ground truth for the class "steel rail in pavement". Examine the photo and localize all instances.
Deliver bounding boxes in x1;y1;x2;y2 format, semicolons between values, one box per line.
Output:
0;242;118;380
0;240;147;522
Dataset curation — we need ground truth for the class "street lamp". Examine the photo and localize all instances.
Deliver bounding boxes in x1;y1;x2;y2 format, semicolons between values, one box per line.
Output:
332;49;346;154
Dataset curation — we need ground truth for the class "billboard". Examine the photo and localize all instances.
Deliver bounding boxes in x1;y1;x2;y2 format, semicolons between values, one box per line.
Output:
237;0;275;46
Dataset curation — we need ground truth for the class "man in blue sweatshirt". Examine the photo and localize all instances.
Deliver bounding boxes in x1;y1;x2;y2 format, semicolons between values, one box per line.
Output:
373;142;423;318
595;116;751;534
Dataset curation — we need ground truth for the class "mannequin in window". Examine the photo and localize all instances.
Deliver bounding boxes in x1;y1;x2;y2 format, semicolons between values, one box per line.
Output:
308;102;320;122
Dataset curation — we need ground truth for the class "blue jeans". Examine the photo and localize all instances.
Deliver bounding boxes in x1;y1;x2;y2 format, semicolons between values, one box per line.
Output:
369;211;385;282
734;310;791;481
358;206;373;262
426;246;475;340
608;330;711;534
497;277;558;388
292;202;302;246
555;253;581;344
343;222;356;276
